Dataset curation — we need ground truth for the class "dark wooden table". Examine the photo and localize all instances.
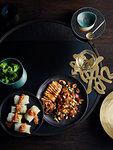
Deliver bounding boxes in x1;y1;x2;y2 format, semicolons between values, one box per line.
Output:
0;0;113;150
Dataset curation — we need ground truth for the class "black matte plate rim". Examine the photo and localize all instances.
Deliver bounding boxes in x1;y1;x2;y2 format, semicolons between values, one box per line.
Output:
0;19;73;43
37;74;89;128
0;91;44;137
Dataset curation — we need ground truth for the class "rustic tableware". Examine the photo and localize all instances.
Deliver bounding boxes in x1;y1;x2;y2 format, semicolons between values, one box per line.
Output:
0;91;44;137
100;91;113;139
76;50;97;71
37;75;88;127
77;11;97;32
86;20;105;40
0;58;27;88
0;20;101;135
71;7;106;40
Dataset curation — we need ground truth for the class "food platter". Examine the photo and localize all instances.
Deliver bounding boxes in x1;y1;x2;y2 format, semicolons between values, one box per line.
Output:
37;74;88;127
0;20;101;136
0;91;44;137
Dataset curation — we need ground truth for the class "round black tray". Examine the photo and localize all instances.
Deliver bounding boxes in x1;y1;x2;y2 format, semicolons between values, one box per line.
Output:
0;20;101;136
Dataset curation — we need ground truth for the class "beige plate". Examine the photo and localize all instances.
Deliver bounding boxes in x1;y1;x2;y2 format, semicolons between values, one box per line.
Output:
100;91;113;139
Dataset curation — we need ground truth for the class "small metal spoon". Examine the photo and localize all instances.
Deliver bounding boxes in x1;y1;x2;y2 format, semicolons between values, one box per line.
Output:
86;20;105;40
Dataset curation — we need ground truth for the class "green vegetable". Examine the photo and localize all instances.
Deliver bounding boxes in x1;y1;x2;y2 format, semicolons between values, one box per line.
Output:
11;63;20;72
0;62;21;83
7;66;13;74
2;76;9;83
0;62;7;68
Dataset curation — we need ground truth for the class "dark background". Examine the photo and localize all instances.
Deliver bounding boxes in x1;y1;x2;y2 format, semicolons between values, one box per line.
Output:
0;0;113;150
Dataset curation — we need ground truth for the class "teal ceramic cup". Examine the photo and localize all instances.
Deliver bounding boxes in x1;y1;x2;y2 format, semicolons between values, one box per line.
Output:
0;58;27;88
77;11;97;31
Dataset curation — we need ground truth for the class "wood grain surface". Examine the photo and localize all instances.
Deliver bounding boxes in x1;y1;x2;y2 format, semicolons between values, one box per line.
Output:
0;0;113;150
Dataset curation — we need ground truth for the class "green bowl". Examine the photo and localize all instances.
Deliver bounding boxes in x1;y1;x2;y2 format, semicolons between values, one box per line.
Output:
77;11;97;31
0;58;27;88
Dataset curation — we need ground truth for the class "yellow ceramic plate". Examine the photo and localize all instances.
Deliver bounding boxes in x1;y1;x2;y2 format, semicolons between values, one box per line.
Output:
100;91;113;139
